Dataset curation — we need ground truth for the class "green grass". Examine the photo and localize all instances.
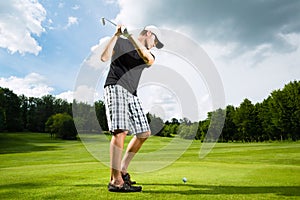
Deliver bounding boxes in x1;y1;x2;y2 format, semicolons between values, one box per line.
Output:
0;133;300;200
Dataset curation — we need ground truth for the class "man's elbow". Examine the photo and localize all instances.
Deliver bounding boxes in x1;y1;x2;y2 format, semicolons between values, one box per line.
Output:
145;56;155;66
100;55;108;62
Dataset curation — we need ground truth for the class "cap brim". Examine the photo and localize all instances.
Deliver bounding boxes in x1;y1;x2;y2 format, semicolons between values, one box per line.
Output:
144;26;164;49
155;39;164;49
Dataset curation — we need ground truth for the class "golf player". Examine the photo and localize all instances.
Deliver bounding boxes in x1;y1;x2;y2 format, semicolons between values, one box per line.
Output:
101;24;163;192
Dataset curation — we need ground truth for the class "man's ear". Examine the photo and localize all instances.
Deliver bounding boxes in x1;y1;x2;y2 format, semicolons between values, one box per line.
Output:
146;30;152;36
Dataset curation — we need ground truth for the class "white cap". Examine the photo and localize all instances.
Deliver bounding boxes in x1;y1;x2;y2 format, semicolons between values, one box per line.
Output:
144;25;164;49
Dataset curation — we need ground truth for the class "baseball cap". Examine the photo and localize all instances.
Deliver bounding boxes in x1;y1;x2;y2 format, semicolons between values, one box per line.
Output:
144;25;164;49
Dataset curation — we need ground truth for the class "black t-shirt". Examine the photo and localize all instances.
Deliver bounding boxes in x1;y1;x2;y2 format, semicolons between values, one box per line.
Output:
104;37;153;96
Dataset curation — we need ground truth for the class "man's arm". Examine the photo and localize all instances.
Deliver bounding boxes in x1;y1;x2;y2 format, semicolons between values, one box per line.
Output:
126;34;155;66
100;26;122;62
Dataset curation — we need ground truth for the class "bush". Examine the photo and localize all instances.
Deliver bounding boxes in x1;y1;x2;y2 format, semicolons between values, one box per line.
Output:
45;113;77;140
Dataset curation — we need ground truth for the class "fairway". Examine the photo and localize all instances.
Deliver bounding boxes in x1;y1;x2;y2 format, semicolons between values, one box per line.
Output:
0;133;300;200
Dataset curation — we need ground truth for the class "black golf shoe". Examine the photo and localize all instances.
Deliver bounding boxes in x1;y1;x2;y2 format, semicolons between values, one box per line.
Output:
122;173;137;185
108;182;142;192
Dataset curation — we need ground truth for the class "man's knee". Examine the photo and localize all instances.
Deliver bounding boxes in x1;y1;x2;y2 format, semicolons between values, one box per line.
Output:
112;129;128;135
111;130;128;140
136;131;151;140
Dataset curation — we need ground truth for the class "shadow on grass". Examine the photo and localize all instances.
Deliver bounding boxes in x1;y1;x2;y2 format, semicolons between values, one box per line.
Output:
0;183;107;189
72;182;300;197
141;183;300;197
0;182;43;189
2;182;298;197
0;133;60;154
74;184;106;187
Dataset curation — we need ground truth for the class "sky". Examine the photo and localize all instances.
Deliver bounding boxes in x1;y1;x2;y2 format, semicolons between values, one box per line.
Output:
1;0;300;121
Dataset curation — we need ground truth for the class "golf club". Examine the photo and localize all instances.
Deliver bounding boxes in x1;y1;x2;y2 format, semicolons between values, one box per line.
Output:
101;17;117;27
101;17;128;35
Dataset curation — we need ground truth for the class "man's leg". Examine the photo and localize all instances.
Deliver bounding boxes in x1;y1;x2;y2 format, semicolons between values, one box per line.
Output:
110;130;127;186
121;131;150;174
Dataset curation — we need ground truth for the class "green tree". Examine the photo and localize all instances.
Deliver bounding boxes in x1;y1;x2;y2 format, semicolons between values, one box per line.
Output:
180;117;192;126
0;89;6;131
37;95;55;132
269;81;300;140
146;113;164;136
27;97;39;132
53;98;72;115
233;99;256;142
171;118;180;125
169;123;179;135
161;124;171;137
95;100;108;131
221;105;237;142
207;108;226;142
256;98;275;140
72;101;101;133
19;95;28;130
45;113;77;140
0;87;22;132
178;122;198;139
161;119;179;137
195;119;209;141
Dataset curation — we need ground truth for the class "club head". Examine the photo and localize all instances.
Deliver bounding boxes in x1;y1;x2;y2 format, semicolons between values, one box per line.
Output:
101;17;106;26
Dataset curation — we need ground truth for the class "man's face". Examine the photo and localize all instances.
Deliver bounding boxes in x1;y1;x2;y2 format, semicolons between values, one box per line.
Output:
145;32;157;50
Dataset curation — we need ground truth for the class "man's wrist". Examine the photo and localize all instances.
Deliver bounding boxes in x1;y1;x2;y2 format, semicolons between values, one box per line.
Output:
114;32;121;37
125;34;133;39
122;28;132;38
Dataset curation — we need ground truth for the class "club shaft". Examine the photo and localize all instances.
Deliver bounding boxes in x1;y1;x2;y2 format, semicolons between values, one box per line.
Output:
103;18;117;26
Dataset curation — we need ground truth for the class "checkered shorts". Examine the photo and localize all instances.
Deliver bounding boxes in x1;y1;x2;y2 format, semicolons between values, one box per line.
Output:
104;85;150;135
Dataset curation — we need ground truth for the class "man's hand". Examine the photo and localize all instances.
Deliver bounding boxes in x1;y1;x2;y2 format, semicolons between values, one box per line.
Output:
101;25;123;62
114;25;122;37
122;28;131;38
115;25;131;38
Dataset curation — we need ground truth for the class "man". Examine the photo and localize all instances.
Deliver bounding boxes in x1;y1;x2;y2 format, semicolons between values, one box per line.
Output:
100;25;163;192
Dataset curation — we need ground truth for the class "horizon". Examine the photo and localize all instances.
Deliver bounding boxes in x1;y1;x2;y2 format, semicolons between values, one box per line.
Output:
1;0;300;122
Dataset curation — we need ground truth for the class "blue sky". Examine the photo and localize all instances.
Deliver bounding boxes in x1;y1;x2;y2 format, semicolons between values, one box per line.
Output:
1;0;118;95
1;0;300;121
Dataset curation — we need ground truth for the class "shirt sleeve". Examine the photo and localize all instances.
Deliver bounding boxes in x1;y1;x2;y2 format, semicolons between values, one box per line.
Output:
114;37;155;65
113;38;121;53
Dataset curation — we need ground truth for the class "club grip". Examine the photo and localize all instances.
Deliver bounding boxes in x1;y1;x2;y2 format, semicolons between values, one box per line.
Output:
121;26;127;33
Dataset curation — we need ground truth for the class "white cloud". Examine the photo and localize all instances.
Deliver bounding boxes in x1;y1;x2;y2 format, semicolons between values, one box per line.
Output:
205;32;300;106
138;46;215;121
0;73;54;97
87;37;110;69
0;73;87;103
58;2;64;8
105;0;118;4
201;42;238;59
278;32;300;48
65;16;78;29
114;0;161;29
72;5;80;10
56;90;74;102
113;0;300;108
0;0;46;55
138;85;182;121
73;85;101;105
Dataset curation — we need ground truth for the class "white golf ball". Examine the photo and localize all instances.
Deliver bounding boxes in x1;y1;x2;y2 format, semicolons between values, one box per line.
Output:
182;177;187;183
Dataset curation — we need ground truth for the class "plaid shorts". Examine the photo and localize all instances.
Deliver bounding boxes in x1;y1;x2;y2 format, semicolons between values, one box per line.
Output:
104;85;150;135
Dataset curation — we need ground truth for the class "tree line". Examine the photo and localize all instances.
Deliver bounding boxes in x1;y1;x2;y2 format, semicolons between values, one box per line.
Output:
0;80;299;141
0;88;107;139
145;80;300;142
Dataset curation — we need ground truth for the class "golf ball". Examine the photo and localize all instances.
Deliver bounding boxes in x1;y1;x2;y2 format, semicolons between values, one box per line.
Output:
182;177;187;183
